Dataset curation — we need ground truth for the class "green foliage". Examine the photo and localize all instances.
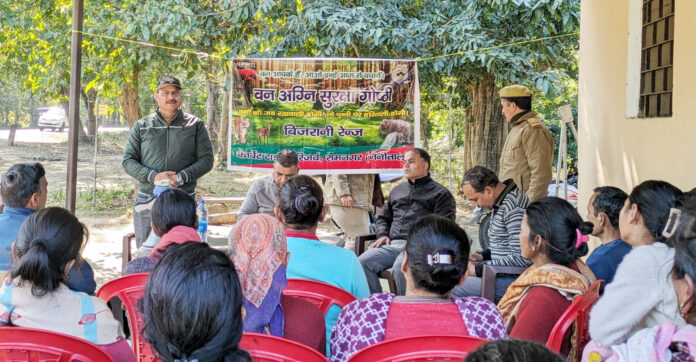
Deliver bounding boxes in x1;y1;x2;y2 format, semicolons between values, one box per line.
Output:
0;74;41;126
0;0;72;98
274;0;579;101
533;60;578;173
2;0;580;172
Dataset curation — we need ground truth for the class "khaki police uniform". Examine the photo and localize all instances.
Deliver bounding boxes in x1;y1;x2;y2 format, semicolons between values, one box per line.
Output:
325;174;375;250
498;85;553;202
499;111;553;202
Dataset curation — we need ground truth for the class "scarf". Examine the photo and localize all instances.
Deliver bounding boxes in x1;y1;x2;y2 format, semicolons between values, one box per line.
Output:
228;214;287;336
149;225;201;259
498;260;595;359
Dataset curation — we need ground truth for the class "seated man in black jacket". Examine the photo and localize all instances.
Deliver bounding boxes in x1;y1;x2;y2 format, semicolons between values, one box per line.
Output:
359;148;456;294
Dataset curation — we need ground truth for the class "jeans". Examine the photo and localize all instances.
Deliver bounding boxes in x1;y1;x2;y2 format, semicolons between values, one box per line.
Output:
358;239;406;294
133;194;154;248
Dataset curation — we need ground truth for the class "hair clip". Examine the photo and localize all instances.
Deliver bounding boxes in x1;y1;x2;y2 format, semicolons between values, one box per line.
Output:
427;252;452;266
662;207;683;239
293;195;305;213
575;229;589;248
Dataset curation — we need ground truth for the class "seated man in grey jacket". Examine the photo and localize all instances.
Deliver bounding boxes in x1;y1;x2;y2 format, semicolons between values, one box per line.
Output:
452;166;531;302
238;149;299;220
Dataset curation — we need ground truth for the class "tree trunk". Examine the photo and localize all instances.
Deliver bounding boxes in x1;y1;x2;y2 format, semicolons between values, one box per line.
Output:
81;89;97;136
8;124;16;146
112;109;121;125
118;71;142;128
464;72;508;174
205;57;219;150
15;104;21;128
218;68;231;166
60;86;89;142
29;99;38;128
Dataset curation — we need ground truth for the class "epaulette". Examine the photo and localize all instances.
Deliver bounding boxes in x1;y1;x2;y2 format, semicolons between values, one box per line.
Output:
527;118;544;128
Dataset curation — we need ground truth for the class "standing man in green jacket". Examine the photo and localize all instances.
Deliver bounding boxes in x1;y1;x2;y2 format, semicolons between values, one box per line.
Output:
123;75;214;246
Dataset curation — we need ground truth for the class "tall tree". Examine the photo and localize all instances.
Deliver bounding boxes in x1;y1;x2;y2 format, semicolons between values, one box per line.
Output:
85;0;272;137
274;0;579;173
0;0;106;139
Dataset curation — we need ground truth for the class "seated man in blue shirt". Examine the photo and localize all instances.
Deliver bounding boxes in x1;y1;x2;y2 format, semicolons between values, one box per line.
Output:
585;186;632;286
0;163;96;294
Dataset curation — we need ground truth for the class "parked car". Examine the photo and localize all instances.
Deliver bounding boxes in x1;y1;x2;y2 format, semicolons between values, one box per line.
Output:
38;107;68;132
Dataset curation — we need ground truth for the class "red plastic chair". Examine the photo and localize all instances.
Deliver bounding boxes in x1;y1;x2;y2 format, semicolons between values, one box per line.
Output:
0;326;114;361
346;335;488;362
283;278;357;314
546;279;605;359
239;332;327;361
96;272;158;362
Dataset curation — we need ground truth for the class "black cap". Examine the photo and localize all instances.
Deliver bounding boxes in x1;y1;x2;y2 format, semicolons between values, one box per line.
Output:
156;75;182;91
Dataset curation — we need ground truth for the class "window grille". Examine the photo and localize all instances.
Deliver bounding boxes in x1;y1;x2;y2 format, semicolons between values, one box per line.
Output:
639;0;674;117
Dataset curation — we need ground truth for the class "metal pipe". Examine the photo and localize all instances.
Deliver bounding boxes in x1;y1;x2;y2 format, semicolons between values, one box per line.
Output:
447;87;454;191
93;96;98;206
554;121;564;197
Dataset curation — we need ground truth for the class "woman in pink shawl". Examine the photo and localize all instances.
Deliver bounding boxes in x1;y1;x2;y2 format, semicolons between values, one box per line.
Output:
124;188;200;275
229;213;326;354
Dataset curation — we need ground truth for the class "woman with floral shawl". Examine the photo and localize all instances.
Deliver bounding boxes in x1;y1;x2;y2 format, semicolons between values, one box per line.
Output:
228;213;326;354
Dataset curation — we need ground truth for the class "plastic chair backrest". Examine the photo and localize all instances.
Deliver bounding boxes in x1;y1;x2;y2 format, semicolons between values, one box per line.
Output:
283;278;357;315
346;335;488;362
546;279;605;355
0;326;115;362
96;272;158;362
239;332;327;362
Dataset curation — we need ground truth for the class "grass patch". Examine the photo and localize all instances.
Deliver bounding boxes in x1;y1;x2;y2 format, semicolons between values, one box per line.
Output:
47;186;133;216
98;131;129;151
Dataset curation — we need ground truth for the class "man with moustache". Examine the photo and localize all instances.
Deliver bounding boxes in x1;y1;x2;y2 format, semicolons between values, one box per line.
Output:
359;148;456;294
123;75;213;246
238;149;300;220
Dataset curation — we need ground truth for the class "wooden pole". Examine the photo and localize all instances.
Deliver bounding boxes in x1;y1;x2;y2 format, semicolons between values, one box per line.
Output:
66;0;84;213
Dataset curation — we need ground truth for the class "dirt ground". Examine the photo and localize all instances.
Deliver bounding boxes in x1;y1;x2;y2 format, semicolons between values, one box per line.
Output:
0;127;479;287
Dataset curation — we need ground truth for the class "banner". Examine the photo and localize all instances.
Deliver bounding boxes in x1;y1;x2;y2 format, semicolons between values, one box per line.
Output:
227;58;420;174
